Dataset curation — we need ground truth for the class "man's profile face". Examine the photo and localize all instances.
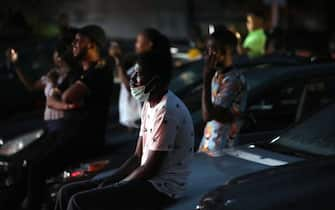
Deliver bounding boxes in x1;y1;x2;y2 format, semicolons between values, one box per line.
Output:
53;51;62;67
135;33;152;54
72;33;90;58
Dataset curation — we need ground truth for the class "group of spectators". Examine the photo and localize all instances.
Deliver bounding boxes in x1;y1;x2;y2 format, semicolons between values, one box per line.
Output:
1;10;291;210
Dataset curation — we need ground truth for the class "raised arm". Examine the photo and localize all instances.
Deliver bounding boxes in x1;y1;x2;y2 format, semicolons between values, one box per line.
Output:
14;66;45;92
202;53;233;124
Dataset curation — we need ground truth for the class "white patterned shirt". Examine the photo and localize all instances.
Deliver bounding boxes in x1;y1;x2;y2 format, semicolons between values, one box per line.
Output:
140;90;194;198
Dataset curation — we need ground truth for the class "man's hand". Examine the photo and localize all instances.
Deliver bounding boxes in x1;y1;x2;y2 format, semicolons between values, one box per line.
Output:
7;48;19;64
64;103;80;110
203;51;218;79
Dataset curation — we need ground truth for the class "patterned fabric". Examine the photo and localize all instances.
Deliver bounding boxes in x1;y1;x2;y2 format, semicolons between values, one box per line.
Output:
198;70;246;156
140;91;194;199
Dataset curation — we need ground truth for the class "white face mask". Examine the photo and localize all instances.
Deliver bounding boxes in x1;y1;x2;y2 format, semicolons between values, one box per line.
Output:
130;84;150;102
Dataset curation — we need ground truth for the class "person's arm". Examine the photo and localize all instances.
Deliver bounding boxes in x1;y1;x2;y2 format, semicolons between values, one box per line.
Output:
202;53;234;124
62;81;89;104
123;110;176;182
46;95;77;110
98;137;144;186
116;58;131;91
14;66;45;92
122;150;167;182
8;49;45;92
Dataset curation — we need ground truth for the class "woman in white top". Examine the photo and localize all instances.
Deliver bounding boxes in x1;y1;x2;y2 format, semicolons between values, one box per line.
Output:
9;45;78;132
109;41;142;129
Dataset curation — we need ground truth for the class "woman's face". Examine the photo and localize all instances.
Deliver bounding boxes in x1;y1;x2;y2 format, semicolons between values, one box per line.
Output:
53;51;62;67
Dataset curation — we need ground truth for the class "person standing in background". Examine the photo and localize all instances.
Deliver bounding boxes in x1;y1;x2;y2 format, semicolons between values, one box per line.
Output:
198;29;246;156
109;41;142;129
242;11;267;58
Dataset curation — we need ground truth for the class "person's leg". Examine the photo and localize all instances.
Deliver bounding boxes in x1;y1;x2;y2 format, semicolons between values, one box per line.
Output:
24;124;81;210
55;179;98;210
67;180;175;210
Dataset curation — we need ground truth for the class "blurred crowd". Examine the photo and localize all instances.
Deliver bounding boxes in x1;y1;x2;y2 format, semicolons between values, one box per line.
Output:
0;8;334;210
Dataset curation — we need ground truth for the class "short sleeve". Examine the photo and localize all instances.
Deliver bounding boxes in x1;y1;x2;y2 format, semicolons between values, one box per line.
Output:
149;109;178;151
243;32;266;57
214;75;242;109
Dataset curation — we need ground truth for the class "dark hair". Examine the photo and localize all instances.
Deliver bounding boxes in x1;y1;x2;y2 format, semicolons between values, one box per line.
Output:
54;42;80;72
140;28;171;55
137;51;172;87
140;28;162;50
208;28;238;54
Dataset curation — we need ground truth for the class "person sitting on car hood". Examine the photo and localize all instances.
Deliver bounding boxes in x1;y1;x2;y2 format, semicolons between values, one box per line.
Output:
54;31;195;210
198;28;246;156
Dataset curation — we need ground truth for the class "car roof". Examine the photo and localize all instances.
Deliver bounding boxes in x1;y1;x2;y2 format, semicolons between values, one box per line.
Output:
234;54;310;68
241;63;335;104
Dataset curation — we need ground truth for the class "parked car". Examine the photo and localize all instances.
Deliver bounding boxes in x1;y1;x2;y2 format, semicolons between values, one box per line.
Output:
196;102;335;210
47;63;335;210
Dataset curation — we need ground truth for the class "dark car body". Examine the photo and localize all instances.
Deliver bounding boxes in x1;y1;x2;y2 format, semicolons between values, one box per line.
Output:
196;101;335;210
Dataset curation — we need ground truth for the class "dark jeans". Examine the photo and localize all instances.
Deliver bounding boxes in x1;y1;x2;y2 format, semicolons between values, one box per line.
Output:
24;118;104;210
45;119;65;134
55;180;175;210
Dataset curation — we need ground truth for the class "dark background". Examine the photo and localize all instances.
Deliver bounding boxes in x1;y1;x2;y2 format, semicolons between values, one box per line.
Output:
1;0;334;56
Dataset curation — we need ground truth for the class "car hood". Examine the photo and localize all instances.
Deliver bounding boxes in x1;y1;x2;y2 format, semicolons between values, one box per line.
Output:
197;156;335;210
167;147;302;210
0;111;44;141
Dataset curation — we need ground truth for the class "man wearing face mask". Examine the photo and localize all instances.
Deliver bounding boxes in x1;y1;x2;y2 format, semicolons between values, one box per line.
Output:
116;28;168;129
198;29;246;157
54;34;194;210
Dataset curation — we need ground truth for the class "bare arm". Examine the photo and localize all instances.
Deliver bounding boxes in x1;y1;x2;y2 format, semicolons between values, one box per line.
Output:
99;137;144;186
202;75;233;123
47;95;76;110
202;53;233;124
14;67;45;92
116;58;131;91
122;150;167;182
62;81;89;104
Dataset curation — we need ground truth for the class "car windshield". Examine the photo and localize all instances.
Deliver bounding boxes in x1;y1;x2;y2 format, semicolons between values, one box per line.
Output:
274;103;335;156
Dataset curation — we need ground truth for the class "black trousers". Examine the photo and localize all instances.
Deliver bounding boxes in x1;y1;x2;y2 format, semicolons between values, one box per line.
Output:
24;119;104;210
55;179;175;210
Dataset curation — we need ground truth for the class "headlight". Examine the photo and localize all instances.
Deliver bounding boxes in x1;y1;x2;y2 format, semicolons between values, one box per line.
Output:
0;129;44;156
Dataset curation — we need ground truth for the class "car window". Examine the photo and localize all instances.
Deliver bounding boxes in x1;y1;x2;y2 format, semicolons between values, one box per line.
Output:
243;81;304;132
298;76;335;122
